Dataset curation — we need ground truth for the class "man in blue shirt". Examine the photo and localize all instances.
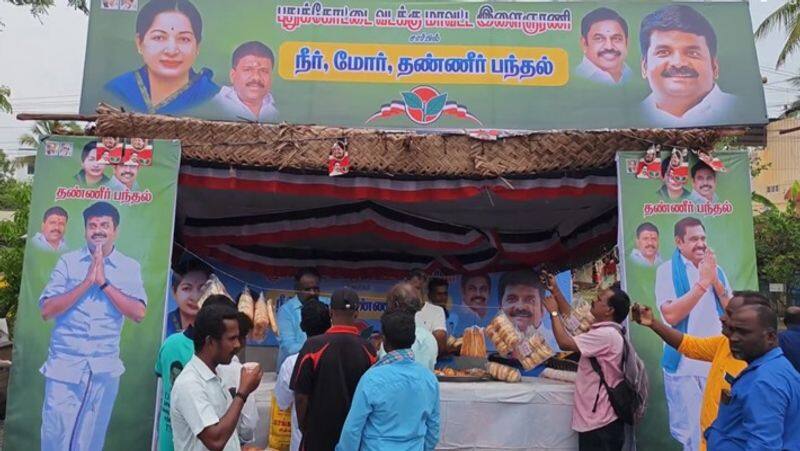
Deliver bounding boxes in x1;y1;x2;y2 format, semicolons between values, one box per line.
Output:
275;267;330;369
337;309;440;451
779;306;800;372
38;201;147;451
705;304;800;450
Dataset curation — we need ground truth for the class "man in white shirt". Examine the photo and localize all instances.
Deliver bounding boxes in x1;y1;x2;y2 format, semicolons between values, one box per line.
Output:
275;299;332;451
32;206;68;252
171;303;263;451
212;41;278;123
408;269;448;355
630;222;663;267
655;217;732;451
574;7;631;85
638;5;738;128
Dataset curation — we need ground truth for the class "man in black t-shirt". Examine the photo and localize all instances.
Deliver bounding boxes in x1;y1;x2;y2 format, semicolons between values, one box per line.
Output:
291;287;377;451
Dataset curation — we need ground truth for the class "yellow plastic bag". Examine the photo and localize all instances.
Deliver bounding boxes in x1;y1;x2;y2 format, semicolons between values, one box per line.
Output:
268;393;292;451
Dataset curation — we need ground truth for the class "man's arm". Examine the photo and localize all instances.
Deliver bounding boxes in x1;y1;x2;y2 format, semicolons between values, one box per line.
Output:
431;305;448;355
659;284;709;326
196;365;262;451
545;272;571;316
102;284;146;322
294;393;309;434
741;379;788;451
631;304;684;350
334;384;371;451
544;296;578;351
40;257;95;320
424;383;441;451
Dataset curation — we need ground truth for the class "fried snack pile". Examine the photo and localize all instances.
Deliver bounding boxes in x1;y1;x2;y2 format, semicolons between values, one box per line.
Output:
562;302;594;336
238;286;255;322
434;367;489;378
197;274;229;309
252;292;269;341
486;362;521;383
540;368;577;383
486;313;519;356
460;327;487;358
516;333;555;371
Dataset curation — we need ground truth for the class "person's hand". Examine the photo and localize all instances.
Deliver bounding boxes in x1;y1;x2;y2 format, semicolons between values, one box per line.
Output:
542;295;558;313
239;363;263;396
93;245;106;286
631;303;654;327
699;250;717;287
83;256;98;286
540;270;556;291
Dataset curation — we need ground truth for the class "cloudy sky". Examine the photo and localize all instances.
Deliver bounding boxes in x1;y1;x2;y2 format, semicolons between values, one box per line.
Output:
0;1;796;154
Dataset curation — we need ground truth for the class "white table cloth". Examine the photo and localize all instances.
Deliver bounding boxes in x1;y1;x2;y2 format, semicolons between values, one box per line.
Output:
253;374;578;451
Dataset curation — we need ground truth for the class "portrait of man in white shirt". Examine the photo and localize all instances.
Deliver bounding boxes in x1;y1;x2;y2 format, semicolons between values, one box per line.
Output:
212;41;278;123
574;7;631;85
638;5;738;127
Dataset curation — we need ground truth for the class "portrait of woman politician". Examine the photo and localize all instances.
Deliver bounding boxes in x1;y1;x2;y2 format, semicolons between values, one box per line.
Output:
104;0;219;115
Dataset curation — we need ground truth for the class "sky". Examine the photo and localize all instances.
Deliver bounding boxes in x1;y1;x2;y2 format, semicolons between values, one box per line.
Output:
0;0;797;155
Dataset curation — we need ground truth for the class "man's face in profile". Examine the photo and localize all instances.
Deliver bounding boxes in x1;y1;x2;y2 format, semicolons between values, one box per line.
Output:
230;54;273;105
581;20;628;75
642;30;717;103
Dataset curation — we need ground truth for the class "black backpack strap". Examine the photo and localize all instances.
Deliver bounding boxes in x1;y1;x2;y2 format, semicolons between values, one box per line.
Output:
589;356;608;414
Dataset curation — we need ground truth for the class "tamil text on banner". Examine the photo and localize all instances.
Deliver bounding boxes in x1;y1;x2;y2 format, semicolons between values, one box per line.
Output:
80;0;766;131
4;136;181;451
616;150;757;450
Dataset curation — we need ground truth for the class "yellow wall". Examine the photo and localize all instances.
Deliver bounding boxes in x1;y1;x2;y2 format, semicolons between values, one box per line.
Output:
753;118;800;210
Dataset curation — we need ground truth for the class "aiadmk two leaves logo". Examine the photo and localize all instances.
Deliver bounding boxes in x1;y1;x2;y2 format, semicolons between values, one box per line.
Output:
366;86;482;126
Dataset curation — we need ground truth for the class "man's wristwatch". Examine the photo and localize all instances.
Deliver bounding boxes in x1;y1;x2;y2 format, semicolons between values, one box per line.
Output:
99;281;110;291
550;311;559;318
234;392;248;402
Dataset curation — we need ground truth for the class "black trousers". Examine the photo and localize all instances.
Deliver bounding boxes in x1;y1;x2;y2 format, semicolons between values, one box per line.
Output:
578;418;625;451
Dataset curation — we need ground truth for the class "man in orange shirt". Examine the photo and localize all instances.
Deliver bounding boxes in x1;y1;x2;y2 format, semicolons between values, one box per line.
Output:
631;291;771;451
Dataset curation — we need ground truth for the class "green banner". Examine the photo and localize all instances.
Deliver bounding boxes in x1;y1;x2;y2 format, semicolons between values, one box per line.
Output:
616;150;757;449
5;136;180;451
80;0;766;131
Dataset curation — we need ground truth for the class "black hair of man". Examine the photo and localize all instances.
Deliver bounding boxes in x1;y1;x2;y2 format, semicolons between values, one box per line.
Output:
171;258;212;290
674;216;704;239
460;273;491;291
381;310;416;351
300;299;332;337
136;0;203;42
581;7;628;39
691;160;716;179
427;277;449;296
639;5;717;61
498;270;545;299
192;302;239;352
81;141;98;163
636;222;659;238
83;201;120;228
294;267;320;282
784;306;800;327
386;282;422;314
731;291;772;309
740;304;778;333
43;206;68;223
232;41;274;68
608;282;631;324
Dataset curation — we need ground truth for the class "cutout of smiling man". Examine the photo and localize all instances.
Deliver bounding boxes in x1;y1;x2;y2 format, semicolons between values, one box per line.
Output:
575;7;631;85
639;5;738;127
213;41;278;122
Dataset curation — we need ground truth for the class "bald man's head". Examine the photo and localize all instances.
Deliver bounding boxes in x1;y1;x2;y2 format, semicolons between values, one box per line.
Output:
785;306;800;327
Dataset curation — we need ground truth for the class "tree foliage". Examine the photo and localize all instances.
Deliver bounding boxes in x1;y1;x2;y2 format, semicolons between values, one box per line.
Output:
755;1;800;69
753;199;800;309
0;152;31;333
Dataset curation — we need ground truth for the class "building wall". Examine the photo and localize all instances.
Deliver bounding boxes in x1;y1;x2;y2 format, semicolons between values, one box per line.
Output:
752;117;800;210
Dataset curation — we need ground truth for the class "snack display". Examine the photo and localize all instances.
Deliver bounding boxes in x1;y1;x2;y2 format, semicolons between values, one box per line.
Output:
486;362;521;383
540;368;577;383
237;286;255;322
266;297;279;335
252;292;269;341
197;274;229;308
486;313;521;354
562;302;594;336
460;327;487;358
435;367;489;378
515;333;555;371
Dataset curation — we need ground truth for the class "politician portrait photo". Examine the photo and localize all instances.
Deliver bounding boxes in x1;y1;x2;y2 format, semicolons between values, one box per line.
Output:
639;5;739;127
104;0;219;115
32;207;69;253
630;222;662;267
499;269;570;351
654;216;732;450
212;41;278;122
688;160;719;204
38;201;146;451
575;7;631;85
75;141;110;188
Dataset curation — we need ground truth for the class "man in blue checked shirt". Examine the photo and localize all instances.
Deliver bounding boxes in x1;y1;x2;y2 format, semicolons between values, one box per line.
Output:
705;304;800;451
38;201;147;451
275;267;330;369
336;309;440;451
